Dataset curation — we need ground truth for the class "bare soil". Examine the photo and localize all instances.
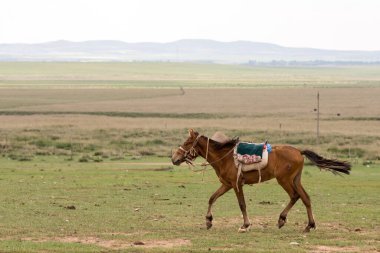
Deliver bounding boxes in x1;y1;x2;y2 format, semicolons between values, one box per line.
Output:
22;236;191;250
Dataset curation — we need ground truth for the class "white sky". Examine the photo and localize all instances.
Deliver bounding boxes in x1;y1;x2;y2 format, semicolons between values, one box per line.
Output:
0;0;379;50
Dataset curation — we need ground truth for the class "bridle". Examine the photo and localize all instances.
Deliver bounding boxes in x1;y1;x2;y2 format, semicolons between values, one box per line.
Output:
178;135;202;165
177;134;235;167
176;133;241;187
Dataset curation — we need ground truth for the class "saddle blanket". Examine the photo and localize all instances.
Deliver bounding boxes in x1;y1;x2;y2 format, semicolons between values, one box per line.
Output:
236;142;265;157
235;142;272;165
234;141;272;187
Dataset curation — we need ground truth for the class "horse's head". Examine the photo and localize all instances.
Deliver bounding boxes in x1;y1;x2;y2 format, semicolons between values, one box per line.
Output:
171;129;201;165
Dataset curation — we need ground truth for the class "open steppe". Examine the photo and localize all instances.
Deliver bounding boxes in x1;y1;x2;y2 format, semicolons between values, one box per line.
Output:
0;62;379;252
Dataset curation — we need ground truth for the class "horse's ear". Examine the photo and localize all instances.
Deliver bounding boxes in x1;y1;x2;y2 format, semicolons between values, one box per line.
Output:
188;129;200;139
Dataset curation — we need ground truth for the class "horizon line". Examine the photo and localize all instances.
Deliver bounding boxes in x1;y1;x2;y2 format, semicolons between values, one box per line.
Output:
1;39;379;52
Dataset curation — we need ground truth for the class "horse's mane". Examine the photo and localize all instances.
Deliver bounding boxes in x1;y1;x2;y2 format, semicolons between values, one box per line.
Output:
209;131;239;150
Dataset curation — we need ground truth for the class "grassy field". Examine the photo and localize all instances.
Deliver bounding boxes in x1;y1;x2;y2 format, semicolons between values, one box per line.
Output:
1;86;379;160
0;62;379;252
1;62;380;87
0;157;378;252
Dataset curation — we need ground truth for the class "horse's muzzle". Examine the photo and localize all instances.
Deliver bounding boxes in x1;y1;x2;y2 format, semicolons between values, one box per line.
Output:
171;158;182;166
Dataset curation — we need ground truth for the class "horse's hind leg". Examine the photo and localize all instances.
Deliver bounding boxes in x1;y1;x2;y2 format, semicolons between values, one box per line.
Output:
294;176;316;232
205;184;231;229
276;179;300;228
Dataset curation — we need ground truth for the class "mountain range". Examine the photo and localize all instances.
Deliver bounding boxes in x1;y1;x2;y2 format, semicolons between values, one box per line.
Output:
1;39;379;64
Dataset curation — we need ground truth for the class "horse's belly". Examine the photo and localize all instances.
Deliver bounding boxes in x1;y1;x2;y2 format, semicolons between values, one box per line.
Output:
244;168;274;184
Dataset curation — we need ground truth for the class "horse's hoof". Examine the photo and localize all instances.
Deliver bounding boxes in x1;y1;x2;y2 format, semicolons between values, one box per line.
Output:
303;224;316;233
278;218;286;229
206;216;213;230
238;224;251;233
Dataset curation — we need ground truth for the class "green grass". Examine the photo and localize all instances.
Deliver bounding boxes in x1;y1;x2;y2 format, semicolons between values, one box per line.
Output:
0;157;378;252
1;62;380;88
0;62;379;252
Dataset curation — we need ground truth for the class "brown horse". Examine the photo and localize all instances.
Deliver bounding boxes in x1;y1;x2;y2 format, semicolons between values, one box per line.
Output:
171;129;351;233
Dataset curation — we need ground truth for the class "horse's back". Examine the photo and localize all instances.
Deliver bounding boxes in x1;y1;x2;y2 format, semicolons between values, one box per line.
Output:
268;145;304;178
271;145;303;161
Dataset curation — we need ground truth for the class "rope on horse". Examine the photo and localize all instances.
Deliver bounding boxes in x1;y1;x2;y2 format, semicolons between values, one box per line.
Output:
236;164;261;191
185;137;236;181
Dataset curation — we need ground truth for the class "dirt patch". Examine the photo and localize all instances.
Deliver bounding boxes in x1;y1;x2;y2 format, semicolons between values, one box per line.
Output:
136;239;191;248
101;231;150;236
22;236;191;250
310;245;364;253
23;237;128;250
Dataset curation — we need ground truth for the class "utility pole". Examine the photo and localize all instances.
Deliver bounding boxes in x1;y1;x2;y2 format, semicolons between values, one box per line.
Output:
316;91;320;146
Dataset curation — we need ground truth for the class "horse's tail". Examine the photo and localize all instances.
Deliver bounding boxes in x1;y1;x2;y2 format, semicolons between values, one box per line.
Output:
301;149;351;175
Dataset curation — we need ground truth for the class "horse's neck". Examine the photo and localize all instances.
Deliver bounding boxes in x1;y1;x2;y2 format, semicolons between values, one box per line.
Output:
198;137;231;167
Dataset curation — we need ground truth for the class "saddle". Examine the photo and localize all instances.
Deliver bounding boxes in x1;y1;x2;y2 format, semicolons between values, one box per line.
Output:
233;141;272;189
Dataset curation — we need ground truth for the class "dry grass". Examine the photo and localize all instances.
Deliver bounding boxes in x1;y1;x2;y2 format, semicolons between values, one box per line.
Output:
0;63;379;160
0;86;379;137
1;87;380;118
0;86;380;160
0;114;379;137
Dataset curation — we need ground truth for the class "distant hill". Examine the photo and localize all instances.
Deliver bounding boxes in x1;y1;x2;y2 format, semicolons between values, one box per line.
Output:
1;39;379;64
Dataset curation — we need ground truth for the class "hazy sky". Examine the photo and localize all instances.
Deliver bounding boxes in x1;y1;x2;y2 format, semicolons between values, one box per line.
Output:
1;0;379;50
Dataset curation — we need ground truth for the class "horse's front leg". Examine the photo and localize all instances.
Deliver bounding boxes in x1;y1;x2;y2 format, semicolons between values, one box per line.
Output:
206;184;231;229
234;185;251;233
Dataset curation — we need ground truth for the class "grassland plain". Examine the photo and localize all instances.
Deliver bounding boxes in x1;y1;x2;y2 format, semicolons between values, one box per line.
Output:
0;62;379;252
0;157;378;252
1;62;380;87
0;86;379;160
